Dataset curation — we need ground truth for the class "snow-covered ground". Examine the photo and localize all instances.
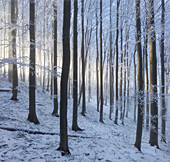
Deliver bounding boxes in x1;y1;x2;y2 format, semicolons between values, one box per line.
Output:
0;76;170;162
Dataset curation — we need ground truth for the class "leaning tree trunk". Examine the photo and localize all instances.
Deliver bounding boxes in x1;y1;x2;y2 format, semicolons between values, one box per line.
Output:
57;0;71;155
148;0;159;148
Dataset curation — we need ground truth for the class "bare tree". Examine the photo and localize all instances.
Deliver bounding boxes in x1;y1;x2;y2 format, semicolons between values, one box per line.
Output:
52;1;59;117
72;0;82;131
148;0;159;148
81;0;86;116
99;0;104;123
160;0;166;143
134;0;144;151
57;0;71;155
27;0;39;124
11;0;18;101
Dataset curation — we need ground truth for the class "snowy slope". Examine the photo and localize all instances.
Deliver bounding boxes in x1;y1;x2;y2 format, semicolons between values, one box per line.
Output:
0;76;170;162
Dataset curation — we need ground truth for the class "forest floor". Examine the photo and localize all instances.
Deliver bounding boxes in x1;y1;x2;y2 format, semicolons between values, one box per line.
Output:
0;76;170;162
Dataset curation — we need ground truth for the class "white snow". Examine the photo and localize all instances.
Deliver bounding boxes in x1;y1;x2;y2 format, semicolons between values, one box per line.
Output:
0;76;170;162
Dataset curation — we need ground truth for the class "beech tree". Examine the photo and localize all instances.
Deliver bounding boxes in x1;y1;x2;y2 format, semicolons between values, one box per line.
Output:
52;1;59;117
11;0;18;101
57;0;71;155
72;0;82;131
27;0;39;124
99;0;104;123
148;0;159;148
81;0;86;116
160;0;166;143
134;0;144;151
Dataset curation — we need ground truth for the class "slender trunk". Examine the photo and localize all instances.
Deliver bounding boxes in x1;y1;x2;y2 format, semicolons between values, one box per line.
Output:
160;0;166;143
122;26;127;125
109;0;113;120
134;0;144;151
28;0;39;124
120;25;123;120
144;4;149;129
96;1;99;112
148;0;159;148
114;0;120;124
43;1;46;92
133;46;137;123
81;0;86;116
11;0;18;101
99;0;104;123
52;2;59;117
72;0;81;131
58;0;71;155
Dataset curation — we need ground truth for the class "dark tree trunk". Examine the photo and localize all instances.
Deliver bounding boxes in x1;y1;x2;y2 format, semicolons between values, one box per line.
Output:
72;0;82;131
96;1;99;112
57;0;71;155
27;0;39;124
99;0;104;123
134;0;144;151
109;0;113;120
81;0;86;116
148;0;159;148
11;0;18;101
144;2;149;129
114;0;120;125
133;46;137;123
52;2;59;117
160;0;166;143
122;26;127;125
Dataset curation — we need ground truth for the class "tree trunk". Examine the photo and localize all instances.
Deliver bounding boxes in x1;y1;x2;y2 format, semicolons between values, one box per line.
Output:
109;0;113;120
160;0;166;143
148;0;159;148
114;0;120;124
11;0;18;101
134;0;144;151
144;2;149;129
96;1;99;112
43;0;46;92
133;45;137;123
27;0;39;124
52;2;59;117
8;1;13;83
72;0;82;131
58;0;71;155
99;0;104;123
81;0;86;116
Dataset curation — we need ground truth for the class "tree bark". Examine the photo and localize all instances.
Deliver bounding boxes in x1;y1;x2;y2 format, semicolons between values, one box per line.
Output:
148;0;159;148
114;0;120;124
58;0;71;155
72;0;82;131
11;0;18;101
27;0;39;124
81;0;86;116
160;0;166;143
134;0;144;151
52;1;59;117
99;0;104;123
